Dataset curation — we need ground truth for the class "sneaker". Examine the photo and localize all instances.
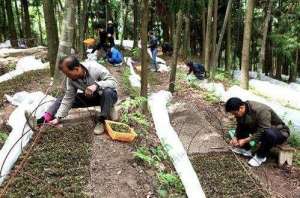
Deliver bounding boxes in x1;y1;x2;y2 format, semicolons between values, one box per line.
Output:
231;147;252;157
110;105;119;121
94;122;105;135
248;155;267;167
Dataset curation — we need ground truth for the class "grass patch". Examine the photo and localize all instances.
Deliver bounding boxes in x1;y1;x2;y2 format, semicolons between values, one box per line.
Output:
214;69;239;86
121;67;140;97
3;121;93;197
133;146;185;197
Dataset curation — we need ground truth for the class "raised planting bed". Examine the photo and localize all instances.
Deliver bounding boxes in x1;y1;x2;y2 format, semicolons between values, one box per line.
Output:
105;120;137;142
1;120;93;197
191;152;270;198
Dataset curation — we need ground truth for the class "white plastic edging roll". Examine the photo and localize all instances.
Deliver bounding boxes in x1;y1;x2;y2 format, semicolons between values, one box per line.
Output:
149;90;206;198
124;57;141;88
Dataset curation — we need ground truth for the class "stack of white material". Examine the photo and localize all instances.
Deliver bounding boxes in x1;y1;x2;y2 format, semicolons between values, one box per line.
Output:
0;40;11;49
115;40;141;49
0;56;49;83
124;57;141;88
149;90;206;198
0;91;55;184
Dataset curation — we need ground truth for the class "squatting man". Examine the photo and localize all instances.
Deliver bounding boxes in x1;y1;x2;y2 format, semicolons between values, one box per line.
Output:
36;56;118;134
225;97;290;167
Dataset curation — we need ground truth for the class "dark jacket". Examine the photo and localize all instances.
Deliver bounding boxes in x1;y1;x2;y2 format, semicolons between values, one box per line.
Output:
188;63;205;80
236;101;290;141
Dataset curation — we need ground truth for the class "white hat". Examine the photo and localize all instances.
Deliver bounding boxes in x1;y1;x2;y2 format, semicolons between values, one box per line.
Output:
108;20;113;24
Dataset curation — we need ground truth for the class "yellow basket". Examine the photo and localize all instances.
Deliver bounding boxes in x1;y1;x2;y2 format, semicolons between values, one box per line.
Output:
83;38;96;47
105;120;137;142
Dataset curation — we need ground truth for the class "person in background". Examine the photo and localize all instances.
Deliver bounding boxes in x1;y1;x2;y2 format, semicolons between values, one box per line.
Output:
92;25;108;53
225;97;290;167
106;46;123;65
148;31;158;72
186;61;206;80
107;20;115;47
36;56;118;135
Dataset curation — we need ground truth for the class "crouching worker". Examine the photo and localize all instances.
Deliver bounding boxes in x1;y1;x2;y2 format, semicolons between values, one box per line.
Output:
186;61;206;80
106;46;123;65
37;56;118;135
225;97;290;167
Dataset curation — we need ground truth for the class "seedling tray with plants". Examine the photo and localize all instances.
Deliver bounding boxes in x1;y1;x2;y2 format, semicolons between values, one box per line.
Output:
105;120;137;142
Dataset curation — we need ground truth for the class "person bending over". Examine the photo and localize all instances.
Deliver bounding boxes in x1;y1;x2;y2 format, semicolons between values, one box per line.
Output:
92;26;108;53
37;56;118;135
186;61;206;80
106;46;123;65
225;97;290;167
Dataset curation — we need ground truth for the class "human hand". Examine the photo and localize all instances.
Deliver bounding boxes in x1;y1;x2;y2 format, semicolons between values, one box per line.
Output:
238;138;249;147
85;84;98;97
49;118;60;125
230;138;239;147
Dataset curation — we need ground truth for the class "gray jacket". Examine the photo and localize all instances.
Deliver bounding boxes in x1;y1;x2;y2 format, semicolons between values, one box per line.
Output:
56;61;117;118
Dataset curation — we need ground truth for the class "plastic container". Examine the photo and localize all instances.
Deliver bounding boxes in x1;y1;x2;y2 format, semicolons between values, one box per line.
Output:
105;120;137;142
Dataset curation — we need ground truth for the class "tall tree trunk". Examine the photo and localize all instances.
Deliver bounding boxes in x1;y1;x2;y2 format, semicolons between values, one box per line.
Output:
204;0;213;74
169;9;183;93
37;6;44;45
182;0;191;60
5;0;18;47
14;0;23;38
258;0;272;79
21;0;32;46
240;0;255;90
225;6;232;72
54;0;76;83
133;0;139;48
289;49;298;82
0;0;7;41
77;0;85;58
211;0;233;78
211;0;218;65
201;10;206;62
140;0;149;99
118;0;124;46
43;0;59;76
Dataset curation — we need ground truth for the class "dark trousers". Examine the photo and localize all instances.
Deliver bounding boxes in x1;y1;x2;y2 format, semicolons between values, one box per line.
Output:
256;128;287;158
47;88;118;122
237;128;287;158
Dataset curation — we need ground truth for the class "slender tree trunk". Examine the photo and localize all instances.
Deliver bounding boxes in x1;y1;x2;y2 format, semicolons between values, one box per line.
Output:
140;0;149;98
43;0;59;76
201;10;206;62
211;0;218;65
21;0;32;46
225;7;232;72
5;0;18;47
133;0;139;48
182;0;191;60
211;0;233;78
77;0;85;58
204;0;213;74
14;0;23;38
258;0;272;79
169;9;183;93
0;0;7;41
54;0;76;84
118;0;124;46
289;49;298;82
37;6;44;45
240;0;255;90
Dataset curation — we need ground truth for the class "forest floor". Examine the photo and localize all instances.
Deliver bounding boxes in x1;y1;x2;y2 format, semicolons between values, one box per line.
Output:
0;50;299;197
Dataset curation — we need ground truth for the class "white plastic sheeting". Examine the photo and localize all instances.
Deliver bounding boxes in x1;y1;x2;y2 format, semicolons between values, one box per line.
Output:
115;40;141;49
0;40;11;49
249;79;300;110
0;91;55;184
0;56;49;83
149;90;206;198
124;57;141;88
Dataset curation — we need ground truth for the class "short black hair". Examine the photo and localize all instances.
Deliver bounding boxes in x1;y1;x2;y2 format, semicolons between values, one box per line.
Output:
186;61;193;67
59;55;80;70
225;97;244;112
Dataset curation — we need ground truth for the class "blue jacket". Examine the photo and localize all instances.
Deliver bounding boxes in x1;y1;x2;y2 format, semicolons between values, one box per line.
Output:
107;47;123;64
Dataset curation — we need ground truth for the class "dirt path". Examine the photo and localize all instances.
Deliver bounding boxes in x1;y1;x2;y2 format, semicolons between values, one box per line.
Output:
88;66;155;197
